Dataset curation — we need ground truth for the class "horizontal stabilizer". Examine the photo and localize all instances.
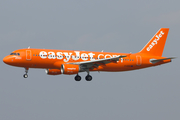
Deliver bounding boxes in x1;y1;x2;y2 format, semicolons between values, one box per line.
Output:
150;57;176;64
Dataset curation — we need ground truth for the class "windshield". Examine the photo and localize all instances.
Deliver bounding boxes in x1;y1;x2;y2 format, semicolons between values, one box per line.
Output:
10;53;20;56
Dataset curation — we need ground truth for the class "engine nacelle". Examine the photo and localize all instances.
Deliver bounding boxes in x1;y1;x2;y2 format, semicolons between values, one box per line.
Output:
45;69;62;75
61;64;80;75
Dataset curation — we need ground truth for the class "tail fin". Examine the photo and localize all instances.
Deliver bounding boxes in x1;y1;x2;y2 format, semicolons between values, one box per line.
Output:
139;28;169;56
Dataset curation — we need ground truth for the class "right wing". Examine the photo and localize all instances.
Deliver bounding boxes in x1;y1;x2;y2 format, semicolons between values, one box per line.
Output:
66;55;127;70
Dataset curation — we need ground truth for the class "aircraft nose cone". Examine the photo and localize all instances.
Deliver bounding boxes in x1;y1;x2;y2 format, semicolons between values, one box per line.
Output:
3;56;11;64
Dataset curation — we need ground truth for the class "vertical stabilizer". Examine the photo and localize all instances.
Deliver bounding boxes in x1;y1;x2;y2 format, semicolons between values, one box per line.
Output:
139;28;169;56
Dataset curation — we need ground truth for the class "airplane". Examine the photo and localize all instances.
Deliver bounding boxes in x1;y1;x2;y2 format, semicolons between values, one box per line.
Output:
3;28;175;81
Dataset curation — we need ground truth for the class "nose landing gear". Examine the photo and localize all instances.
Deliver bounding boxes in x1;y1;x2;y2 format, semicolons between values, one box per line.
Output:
23;68;29;78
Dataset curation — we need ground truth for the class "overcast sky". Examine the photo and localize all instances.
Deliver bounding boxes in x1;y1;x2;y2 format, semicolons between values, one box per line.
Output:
0;0;180;120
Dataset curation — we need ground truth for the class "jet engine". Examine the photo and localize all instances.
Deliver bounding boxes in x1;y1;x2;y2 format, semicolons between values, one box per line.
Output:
61;64;80;75
45;69;62;75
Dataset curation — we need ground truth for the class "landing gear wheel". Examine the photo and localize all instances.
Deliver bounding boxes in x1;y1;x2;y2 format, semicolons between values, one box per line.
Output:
23;74;28;78
75;75;81;81
85;75;92;81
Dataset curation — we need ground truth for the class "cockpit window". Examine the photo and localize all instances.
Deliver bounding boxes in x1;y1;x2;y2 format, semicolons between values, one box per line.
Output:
10;53;20;56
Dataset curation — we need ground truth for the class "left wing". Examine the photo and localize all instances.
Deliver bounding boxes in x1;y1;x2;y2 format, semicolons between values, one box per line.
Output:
150;57;176;64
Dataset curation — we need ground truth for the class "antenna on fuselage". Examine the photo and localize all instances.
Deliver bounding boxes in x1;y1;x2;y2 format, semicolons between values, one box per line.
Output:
127;52;132;57
28;46;30;49
101;50;104;52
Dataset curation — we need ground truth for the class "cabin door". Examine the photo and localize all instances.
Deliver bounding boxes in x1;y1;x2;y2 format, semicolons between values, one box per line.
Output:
26;50;32;61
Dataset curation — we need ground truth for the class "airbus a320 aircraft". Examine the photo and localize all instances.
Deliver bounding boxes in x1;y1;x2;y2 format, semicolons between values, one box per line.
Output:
3;28;174;81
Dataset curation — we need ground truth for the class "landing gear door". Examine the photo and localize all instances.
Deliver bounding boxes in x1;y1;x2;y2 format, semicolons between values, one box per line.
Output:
26;50;32;61
136;55;142;66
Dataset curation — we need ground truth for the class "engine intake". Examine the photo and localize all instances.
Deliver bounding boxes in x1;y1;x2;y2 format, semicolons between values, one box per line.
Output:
45;69;61;75
61;64;80;75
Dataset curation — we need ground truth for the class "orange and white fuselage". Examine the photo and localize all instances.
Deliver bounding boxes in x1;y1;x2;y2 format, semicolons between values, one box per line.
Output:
3;28;174;81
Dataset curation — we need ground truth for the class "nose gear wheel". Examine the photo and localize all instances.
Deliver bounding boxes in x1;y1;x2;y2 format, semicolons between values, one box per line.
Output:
23;74;28;78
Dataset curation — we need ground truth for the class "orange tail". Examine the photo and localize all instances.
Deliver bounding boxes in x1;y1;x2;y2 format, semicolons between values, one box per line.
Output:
139;28;169;56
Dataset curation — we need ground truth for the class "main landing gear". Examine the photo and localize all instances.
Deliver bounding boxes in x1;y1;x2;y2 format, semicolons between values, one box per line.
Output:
75;74;81;81
85;74;92;81
74;73;92;81
23;68;29;78
85;70;92;81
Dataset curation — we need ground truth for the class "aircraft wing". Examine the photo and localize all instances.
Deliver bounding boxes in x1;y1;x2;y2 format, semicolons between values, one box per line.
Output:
66;55;126;70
